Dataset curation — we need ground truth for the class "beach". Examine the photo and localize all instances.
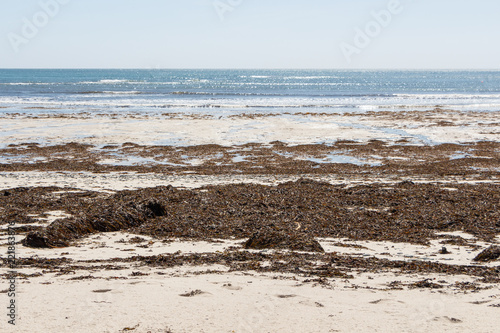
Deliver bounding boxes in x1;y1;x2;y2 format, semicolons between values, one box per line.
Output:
1;70;500;332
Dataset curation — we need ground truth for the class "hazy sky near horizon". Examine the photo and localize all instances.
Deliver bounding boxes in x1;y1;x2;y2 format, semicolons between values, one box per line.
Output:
1;0;499;69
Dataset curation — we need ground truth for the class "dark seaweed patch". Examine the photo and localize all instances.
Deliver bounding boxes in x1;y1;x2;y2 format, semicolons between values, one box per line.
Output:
244;229;324;252
15;180;500;249
473;246;500;262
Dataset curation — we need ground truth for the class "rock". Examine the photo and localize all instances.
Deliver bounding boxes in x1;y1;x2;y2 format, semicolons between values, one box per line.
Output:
244;229;324;252
473;246;500;262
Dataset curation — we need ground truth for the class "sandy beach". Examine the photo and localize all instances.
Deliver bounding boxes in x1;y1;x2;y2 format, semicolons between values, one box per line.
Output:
1;106;500;333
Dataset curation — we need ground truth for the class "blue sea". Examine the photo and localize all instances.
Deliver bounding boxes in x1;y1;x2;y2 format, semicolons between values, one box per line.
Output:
1;69;500;115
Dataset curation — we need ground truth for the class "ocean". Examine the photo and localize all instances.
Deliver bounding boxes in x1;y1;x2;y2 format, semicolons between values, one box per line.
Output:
1;69;500;115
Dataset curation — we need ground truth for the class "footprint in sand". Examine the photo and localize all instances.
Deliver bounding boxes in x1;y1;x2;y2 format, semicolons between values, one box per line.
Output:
369;299;405;304
222;283;242;291
92;289;112;293
179;289;210;297
275;294;325;308
469;300;491;305
298;300;325;308
433;316;462;323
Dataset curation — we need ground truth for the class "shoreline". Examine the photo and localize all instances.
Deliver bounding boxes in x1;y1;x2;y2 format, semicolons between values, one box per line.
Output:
2;108;500;148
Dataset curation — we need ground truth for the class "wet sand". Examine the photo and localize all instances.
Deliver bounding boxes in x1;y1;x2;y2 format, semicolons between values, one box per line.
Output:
1;108;500;147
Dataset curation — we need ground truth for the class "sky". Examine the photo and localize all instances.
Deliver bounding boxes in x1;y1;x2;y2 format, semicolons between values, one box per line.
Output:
0;0;499;69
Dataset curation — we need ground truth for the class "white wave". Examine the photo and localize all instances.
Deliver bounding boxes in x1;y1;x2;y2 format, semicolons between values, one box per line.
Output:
1;94;500;112
102;91;142;95
394;93;500;99
77;80;181;85
185;79;210;83
98;79;130;84
283;76;338;80
230;82;358;86
0;82;32;86
78;79;145;85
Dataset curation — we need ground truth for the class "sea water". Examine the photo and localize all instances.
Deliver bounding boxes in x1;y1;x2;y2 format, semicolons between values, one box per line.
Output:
1;69;500;115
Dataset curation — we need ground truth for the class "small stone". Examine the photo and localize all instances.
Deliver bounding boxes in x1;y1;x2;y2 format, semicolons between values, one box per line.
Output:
439;247;451;254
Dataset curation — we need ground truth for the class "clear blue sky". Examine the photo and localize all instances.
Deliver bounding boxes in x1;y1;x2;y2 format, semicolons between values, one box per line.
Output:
1;0;499;69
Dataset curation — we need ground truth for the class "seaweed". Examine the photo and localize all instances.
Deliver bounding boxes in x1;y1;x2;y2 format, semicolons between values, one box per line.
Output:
244;229;324;252
13;180;500;251
473;246;500;262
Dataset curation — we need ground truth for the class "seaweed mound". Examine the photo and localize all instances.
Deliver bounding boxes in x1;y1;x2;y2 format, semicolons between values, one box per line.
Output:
22;200;166;248
244;229;324;252
473;246;500;262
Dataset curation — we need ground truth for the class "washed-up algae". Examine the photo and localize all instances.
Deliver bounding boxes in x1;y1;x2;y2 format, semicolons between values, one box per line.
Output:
12;179;500;248
21;187;175;247
7;251;500;282
244;229;324;252
473;246;500;262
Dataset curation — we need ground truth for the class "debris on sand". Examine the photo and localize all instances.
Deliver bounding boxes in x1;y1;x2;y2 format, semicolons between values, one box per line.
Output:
409;279;444;289
244;229;324;252
473;246;500;262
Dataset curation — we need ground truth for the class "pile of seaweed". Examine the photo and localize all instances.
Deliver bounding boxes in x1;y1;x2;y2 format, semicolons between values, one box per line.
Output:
473;246;500;262
8;179;500;248
20;187;174;248
244;229;324;252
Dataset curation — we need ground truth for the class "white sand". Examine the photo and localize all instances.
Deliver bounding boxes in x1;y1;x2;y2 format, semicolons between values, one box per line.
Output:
9;268;500;333
2;228;500;332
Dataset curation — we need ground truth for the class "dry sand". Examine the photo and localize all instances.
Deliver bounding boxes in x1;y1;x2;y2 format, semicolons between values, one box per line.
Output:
11;267;500;333
2;230;500;333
